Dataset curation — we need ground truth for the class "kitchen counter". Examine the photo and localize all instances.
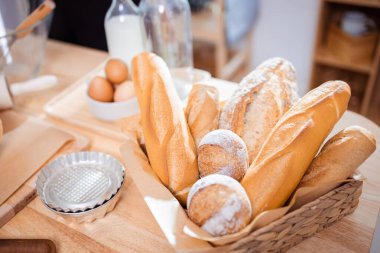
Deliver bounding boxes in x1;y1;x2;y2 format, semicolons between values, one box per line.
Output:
1;40;379;253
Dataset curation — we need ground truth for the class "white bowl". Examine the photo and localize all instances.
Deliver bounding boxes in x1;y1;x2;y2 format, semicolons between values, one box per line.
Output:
86;68;211;121
86;93;140;121
171;68;211;99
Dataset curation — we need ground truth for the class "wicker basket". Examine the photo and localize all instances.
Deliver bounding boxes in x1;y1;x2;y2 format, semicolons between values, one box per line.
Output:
225;180;363;253
326;24;378;63
121;140;363;253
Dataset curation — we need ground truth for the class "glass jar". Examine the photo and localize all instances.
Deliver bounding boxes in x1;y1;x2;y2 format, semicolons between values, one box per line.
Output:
139;0;193;71
104;0;146;68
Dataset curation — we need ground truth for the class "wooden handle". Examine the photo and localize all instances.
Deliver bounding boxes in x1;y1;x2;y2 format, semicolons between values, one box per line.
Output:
16;0;55;39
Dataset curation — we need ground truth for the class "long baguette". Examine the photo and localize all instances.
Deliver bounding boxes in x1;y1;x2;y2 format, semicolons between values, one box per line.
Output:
298;125;376;189
219;58;299;163
241;80;351;217
185;83;220;147
131;52;199;204
0;119;2;140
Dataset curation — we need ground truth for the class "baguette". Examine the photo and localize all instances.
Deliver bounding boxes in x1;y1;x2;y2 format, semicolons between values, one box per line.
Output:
0;119;2;140
185;83;220;147
298;126;376;189
241;80;351;217
131;52;199;204
219;58;299;163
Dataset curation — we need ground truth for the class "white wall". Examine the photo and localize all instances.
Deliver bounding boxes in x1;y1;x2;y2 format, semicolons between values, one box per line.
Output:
252;0;320;95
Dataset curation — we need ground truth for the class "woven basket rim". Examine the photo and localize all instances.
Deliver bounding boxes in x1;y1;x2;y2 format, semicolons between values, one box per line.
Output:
227;180;363;248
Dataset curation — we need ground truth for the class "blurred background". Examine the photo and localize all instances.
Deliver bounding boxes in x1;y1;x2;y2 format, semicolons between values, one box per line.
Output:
1;0;379;124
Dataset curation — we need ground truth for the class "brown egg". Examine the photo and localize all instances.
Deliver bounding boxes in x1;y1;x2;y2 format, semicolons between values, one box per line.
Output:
88;76;114;102
114;81;135;102
105;59;129;84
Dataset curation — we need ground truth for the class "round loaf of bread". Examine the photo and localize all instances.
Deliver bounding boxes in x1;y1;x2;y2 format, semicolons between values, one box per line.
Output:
187;174;252;236
198;129;248;181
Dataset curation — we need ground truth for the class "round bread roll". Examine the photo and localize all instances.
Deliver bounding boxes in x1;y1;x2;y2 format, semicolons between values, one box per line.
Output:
187;174;252;236
198;129;249;181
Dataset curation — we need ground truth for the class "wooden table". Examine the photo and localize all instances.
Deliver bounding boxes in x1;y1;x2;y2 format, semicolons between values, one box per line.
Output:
1;40;379;253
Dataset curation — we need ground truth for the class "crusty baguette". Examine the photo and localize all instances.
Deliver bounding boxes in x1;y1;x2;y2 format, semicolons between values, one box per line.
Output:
131;52;199;204
185;83;220;147
298;126;376;189
0;119;2;140
219;58;299;163
241;80;351;217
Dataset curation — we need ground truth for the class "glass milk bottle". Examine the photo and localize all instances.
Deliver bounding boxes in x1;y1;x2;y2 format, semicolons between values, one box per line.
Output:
104;0;146;68
139;0;193;71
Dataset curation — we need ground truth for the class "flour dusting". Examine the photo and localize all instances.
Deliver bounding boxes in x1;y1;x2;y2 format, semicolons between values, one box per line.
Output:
201;193;245;236
188;174;247;208
199;129;248;161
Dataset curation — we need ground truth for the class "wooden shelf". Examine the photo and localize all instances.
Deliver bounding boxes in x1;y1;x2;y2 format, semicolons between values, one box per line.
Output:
314;47;372;74
325;0;380;8
310;0;380;116
191;0;253;80
192;10;220;42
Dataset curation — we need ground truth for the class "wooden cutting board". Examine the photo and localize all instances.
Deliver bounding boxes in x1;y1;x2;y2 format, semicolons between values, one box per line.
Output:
0;111;89;227
0;239;56;253
44;62;237;140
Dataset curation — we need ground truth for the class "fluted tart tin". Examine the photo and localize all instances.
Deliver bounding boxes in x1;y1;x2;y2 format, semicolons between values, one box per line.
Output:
41;186;123;223
36;151;125;216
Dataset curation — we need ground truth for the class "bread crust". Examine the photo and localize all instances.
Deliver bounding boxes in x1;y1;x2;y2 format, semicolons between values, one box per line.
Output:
241;80;351;217
298;125;376;188
198;129;248;181
219;58;299;163
131;52;199;204
0;119;2;140
187;174;252;236
185;84;220;147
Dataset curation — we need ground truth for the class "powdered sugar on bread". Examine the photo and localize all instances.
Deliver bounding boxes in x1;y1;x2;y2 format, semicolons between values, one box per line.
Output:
219;72;265;132
187;174;249;206
219;57;299;163
187;174;252;236
201;193;245;236
198;130;249;180
199;129;247;158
